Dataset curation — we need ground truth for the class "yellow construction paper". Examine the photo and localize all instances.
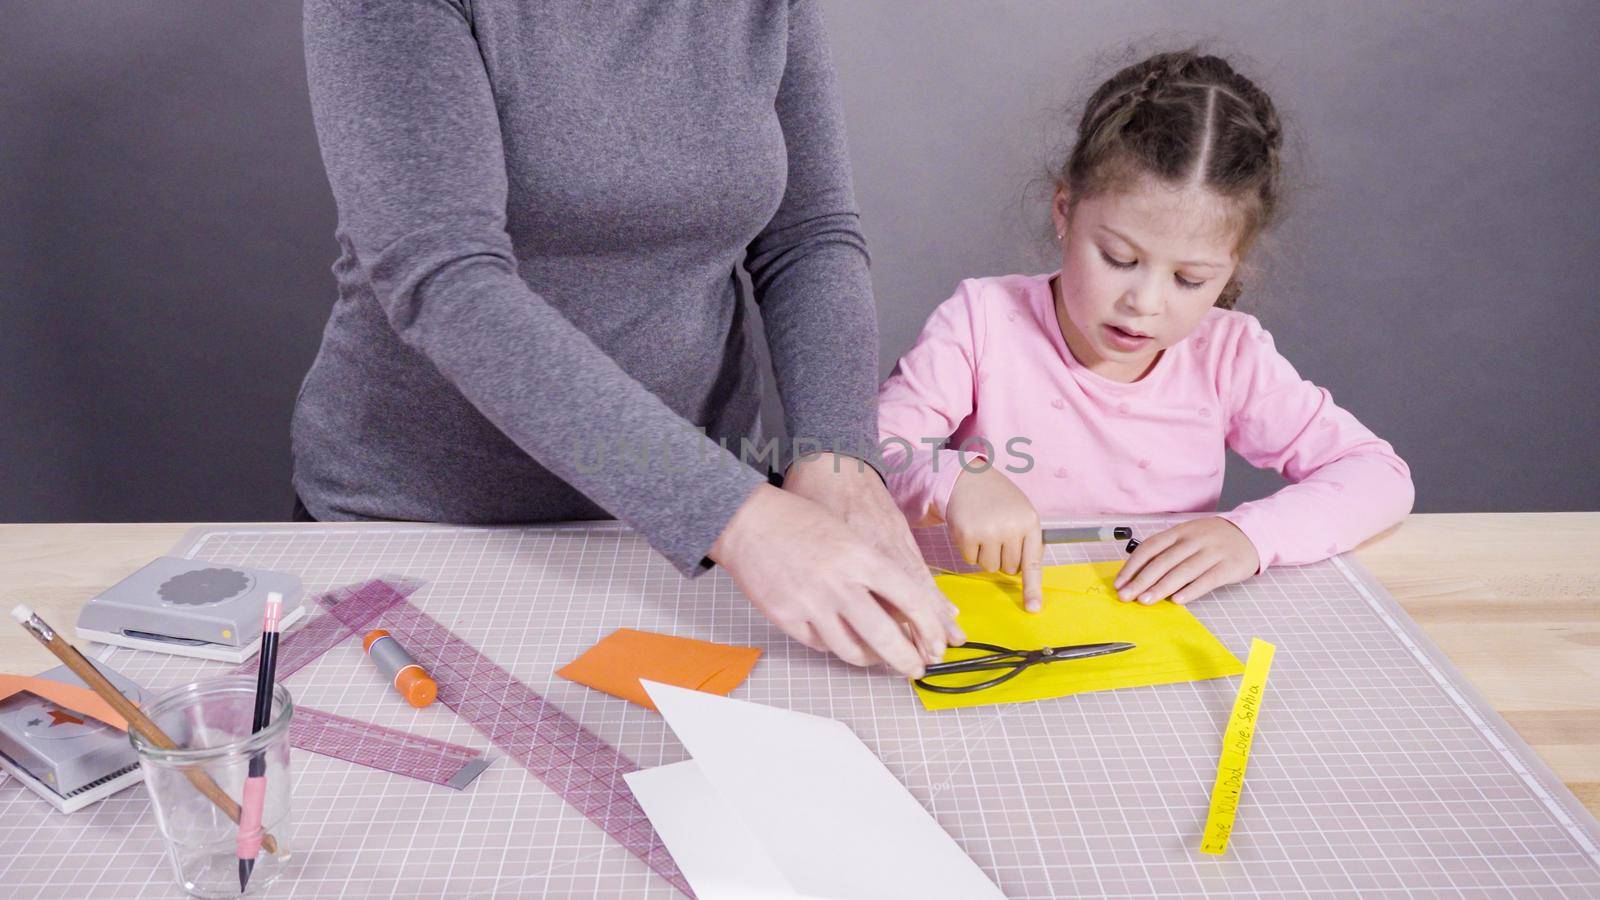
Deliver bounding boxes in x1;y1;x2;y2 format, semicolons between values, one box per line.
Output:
915;562;1244;710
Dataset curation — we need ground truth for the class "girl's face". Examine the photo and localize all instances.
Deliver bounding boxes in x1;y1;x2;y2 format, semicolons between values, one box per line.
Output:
1050;176;1242;383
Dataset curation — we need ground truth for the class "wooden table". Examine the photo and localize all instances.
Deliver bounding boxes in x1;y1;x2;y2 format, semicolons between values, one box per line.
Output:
3;513;1597;817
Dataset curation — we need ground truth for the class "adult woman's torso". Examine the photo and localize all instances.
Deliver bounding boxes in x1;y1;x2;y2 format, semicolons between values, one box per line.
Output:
293;1;790;522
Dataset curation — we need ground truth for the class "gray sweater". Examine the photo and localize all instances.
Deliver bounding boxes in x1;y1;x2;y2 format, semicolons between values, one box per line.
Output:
294;0;880;575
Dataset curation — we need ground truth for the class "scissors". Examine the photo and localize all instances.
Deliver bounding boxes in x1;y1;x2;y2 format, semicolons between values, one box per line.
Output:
913;640;1136;694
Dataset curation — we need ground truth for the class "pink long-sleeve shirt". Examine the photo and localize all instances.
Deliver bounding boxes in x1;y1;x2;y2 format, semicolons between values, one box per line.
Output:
876;272;1415;573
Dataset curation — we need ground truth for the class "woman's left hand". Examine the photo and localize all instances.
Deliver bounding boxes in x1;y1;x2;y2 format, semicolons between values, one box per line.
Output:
1112;517;1261;606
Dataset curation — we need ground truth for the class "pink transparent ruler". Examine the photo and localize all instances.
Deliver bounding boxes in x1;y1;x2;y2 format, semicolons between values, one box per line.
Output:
228;577;491;790
321;578;692;897
290;706;490;790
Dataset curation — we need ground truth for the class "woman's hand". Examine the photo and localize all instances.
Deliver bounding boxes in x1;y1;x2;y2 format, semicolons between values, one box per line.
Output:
781;452;966;649
709;482;954;677
944;465;1046;612
1113;517;1261;605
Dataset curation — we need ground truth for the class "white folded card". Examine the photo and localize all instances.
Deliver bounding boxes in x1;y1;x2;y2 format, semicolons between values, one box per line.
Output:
625;680;1005;900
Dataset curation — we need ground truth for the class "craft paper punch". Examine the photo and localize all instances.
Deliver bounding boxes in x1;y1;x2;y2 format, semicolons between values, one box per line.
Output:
76;556;306;662
0;663;146;813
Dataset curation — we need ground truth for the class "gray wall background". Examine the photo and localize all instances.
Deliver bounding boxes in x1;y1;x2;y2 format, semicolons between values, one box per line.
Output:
3;1;1597;524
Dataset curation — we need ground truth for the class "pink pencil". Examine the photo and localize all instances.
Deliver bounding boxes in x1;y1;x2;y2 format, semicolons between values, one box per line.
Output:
238;592;282;890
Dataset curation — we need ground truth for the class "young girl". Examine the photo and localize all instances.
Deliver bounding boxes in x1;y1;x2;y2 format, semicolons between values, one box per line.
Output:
877;49;1414;612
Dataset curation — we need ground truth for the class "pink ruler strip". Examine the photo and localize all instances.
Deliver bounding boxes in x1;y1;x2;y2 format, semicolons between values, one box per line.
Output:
289;706;490;790
321;578;692;897
229;577;490;790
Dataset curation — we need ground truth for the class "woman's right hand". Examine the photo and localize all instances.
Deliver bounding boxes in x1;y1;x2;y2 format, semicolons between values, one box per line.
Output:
945;466;1046;611
709;484;953;678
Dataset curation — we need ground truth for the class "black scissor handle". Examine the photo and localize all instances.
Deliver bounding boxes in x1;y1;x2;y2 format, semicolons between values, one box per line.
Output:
915;642;1038;694
914;641;1136;695
920;642;1020;675
914;663;1034;694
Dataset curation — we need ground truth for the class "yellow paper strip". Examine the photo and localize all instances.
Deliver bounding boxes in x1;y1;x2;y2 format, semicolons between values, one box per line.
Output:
1200;638;1276;855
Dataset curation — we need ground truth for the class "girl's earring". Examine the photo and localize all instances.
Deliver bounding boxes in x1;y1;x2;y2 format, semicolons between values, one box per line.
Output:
1056;232;1063;240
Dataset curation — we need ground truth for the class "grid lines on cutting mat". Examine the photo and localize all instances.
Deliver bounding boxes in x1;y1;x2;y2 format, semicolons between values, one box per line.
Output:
0;518;1595;898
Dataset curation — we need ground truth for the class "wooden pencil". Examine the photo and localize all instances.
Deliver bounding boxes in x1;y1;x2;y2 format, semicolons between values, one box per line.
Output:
10;604;279;855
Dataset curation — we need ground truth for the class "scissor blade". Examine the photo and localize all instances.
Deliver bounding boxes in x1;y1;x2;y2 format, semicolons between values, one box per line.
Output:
1049;641;1136;660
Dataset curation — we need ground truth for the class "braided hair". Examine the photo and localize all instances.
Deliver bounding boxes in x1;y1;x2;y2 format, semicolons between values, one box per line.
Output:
1058;49;1283;309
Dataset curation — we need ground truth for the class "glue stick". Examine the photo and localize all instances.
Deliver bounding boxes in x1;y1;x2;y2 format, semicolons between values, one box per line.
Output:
362;629;437;708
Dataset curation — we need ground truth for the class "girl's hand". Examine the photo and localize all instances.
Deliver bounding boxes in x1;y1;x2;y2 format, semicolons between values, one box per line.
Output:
1113;517;1261;605
709;483;952;677
944;465;1046;611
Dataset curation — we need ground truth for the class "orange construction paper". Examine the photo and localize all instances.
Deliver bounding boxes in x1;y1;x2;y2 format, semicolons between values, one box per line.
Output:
557;629;762;710
0;673;130;731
